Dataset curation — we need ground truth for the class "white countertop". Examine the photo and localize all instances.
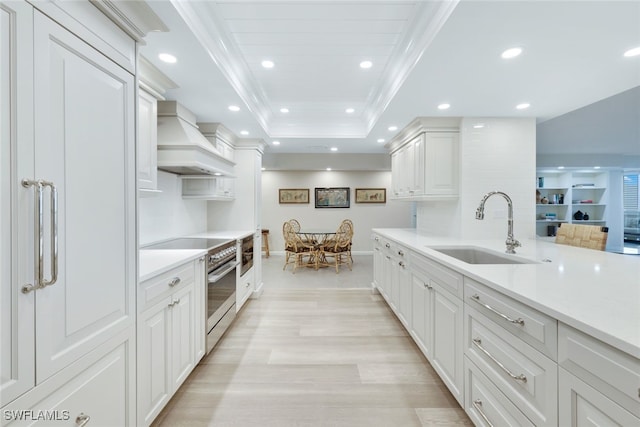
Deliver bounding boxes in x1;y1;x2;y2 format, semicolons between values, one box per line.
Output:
373;228;640;358
139;230;253;282
139;249;206;282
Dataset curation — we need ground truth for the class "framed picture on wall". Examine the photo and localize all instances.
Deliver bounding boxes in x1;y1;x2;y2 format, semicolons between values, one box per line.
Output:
279;188;309;204
315;187;350;208
355;188;386;203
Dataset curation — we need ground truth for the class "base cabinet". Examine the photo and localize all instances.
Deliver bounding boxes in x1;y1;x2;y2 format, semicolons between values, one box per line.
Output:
137;260;199;427
558;368;639;426
237;267;254;311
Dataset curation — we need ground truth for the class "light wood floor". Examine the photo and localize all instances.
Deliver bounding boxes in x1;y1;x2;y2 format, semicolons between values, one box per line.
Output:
152;256;472;426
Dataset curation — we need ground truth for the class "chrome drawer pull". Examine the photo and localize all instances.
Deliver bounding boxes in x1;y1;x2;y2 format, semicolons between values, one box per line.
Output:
75;413;90;426
471;294;525;326
472;400;494;427
385;243;391;249
399;261;405;268
169;277;181;287
398;250;404;256
472;338;527;383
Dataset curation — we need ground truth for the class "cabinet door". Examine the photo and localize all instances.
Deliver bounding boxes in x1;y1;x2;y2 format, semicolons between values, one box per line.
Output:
33;11;135;382
424;132;459;195
411;273;434;360
137;299;171;426
412;134;426;196
138;88;158;191
397;260;411;328
0;0;36;404
170;284;195;391
432;283;464;405
559;368;639;426
372;242;383;289
26;343;130;426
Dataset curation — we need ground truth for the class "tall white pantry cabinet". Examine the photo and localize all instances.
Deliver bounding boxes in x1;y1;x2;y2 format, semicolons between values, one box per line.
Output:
1;0;157;424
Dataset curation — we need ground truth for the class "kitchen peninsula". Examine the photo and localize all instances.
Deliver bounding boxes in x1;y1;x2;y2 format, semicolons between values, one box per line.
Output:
372;228;640;426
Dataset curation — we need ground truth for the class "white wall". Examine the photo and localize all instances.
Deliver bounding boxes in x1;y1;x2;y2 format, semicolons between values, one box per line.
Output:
262;170;413;253
139;170;207;245
417;118;536;241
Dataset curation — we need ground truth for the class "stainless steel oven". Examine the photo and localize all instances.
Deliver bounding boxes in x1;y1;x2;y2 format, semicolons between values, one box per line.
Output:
240;234;254;276
143;237;238;354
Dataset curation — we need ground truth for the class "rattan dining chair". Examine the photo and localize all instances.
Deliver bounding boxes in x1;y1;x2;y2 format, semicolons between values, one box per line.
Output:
282;221;315;272
320;221;353;273
555;223;608;251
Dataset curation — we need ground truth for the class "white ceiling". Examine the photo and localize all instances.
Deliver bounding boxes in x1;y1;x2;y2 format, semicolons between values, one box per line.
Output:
140;0;640;154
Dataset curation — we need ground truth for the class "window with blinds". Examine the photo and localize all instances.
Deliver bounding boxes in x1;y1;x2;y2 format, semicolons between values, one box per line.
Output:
623;174;639;210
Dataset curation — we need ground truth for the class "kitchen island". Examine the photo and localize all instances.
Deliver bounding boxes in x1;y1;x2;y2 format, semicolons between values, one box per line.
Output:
372;228;639;426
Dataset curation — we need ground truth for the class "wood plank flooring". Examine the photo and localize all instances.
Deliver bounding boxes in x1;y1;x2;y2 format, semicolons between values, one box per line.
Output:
152;257;472;426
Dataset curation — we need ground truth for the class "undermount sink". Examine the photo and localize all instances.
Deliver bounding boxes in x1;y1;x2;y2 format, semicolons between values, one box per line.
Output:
427;246;537;265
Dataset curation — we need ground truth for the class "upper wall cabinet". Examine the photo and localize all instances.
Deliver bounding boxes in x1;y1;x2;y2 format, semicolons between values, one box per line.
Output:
388;118;460;201
138;56;177;195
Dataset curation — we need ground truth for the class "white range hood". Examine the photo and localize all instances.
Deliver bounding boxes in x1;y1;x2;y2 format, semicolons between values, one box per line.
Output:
156;101;235;176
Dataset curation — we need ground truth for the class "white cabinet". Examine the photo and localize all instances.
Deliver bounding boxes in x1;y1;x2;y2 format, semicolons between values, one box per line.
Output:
410;271;434;361
182;176;235;200
1;0;136;414
237;266;254;311
388;118;459;201
558;323;640;422
137;259;201;426
194;257;206;362
138;88;159;192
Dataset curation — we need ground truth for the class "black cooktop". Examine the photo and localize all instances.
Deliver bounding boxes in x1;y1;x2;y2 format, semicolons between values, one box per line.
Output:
143;238;233;251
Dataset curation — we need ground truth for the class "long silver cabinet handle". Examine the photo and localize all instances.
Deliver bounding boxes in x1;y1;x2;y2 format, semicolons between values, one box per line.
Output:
472;400;494;427
75;413;90;426
472;338;527;383
21;179;43;293
169;277;181;287
471;294;524;326
40;180;58;288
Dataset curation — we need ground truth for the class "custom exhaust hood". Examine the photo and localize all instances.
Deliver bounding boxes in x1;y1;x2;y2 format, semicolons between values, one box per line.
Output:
156;101;235;176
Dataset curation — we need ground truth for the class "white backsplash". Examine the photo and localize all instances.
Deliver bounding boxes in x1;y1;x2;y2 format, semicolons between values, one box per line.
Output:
139;171;207;245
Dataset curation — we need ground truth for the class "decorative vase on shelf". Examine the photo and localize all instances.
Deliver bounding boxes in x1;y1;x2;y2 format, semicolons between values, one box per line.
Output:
583;212;589;221
574;210;584;220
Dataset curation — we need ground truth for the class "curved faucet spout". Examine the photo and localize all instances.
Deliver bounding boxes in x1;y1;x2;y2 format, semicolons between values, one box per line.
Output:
475;191;521;254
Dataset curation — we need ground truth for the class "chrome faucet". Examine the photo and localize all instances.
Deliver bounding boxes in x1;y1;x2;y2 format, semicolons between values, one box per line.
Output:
475;191;521;254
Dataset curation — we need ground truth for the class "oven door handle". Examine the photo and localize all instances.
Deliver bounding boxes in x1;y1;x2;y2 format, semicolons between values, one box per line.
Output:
208;260;239;283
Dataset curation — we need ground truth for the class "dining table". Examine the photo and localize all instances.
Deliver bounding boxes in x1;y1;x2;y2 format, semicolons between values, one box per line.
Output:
295;230;337;269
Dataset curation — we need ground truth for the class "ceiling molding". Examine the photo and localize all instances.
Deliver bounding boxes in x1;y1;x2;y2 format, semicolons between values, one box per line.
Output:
170;0;273;135
90;0;168;42
363;0;460;133
139;55;178;101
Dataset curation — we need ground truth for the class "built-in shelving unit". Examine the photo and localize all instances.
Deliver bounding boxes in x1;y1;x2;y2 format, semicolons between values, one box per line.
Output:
536;169;608;237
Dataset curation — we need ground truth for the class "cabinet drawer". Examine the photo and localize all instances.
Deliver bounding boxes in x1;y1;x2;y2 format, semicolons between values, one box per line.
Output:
464;357;535;427
139;261;195;312
410;252;463;298
558;323;640;417
465;278;557;360
465;305;557;426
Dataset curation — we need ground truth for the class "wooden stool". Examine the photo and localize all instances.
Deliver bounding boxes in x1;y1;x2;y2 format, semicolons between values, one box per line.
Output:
261;229;270;258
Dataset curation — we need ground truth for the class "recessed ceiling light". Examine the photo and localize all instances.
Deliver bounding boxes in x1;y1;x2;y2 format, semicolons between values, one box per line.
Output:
360;60;373;69
623;46;640;57
228;105;240;112
272;141;280;145
438;103;451;110
558;166;565;170
261;167;266;171
330;147;338;152
473;123;485;129
377;138;385;143
240;130;249;135
345;108;355;114
516;103;530;110
261;60;274;68
158;53;177;63
501;47;523;59
326;167;332;171
388;126;398;131
280;108;289;113
213;172;222;176
594;166;601;169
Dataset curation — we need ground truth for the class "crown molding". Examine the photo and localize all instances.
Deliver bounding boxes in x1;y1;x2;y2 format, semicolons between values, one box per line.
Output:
363;0;460;133
386;117;461;153
139;55;178;100
197;123;238;147
90;0;168;42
